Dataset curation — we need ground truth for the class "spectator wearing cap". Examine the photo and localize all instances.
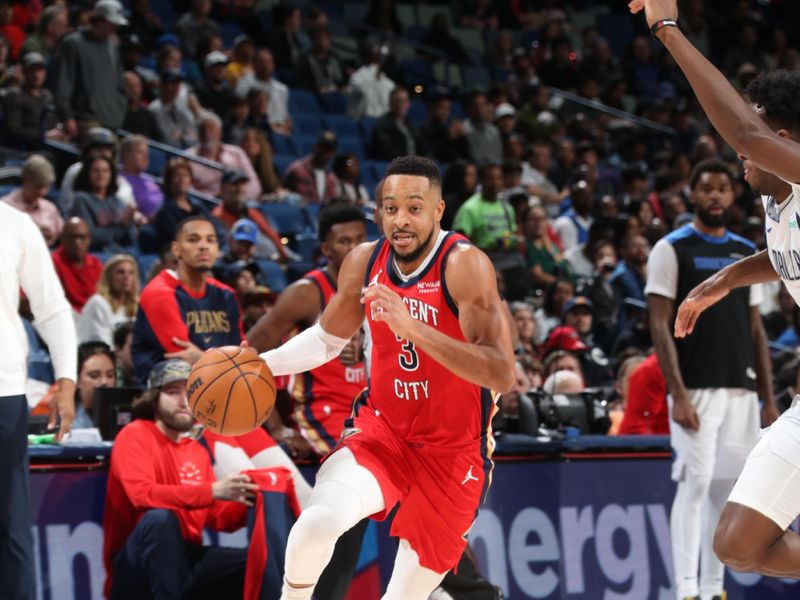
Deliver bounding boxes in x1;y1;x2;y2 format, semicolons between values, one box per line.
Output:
236;48;291;135
347;41;396;120
284;131;339;203
19;4;68;60
368;87;418;160
195;51;236;119
119;135;164;219
553;180;594;252
187;112;261;199
494;103;518;144
54;0;128;140
213;217;261;278
1;154;63;246
463;92;503;168
0;52;57;152
175;0;220;60
562;295;612;386
225;35;255;87
148;69;198;149
541;328;587;363
210;173;287;261
59;127;136;215
520;204;572;291
121;71;163;141
417;87;471;164
119;33;159;93
296;27;345;95
51;217;103;314
562;296;594;340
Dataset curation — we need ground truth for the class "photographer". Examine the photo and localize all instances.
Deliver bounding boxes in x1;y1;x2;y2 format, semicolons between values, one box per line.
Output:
576;240;621;353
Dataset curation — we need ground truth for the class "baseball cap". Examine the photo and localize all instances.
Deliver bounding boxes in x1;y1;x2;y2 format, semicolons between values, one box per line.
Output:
155;33;180;50
222;170;249;185
316;130;338;149
224;260;261;284
21;52;45;68
148;359;192;389
85;127;116;148
160;68;184;83
94;0;128;26
561;296;593;318
204;51;229;68
542;326;588;356
233;34;254;48
231;218;258;244
241;285;277;307
495;103;516;119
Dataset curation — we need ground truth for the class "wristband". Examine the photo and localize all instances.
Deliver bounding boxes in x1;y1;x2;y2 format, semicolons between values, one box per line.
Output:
650;18;678;36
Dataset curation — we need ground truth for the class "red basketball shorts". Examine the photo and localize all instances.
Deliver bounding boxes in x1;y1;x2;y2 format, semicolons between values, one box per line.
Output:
331;405;492;573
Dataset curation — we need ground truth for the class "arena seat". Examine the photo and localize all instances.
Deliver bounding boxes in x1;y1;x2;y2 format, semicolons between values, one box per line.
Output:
260;202;310;237
323;115;360;138
255;258;288;292
289;89;321;116
292;115;325;136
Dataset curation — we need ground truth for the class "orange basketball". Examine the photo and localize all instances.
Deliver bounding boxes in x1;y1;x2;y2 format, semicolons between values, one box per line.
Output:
187;346;276;436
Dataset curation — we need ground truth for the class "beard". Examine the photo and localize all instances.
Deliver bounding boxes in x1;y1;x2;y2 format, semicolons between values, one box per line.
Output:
392;227;435;264
696;205;728;228
158;406;195;432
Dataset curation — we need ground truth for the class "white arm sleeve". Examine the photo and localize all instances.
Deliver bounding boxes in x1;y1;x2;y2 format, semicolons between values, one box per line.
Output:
260;322;350;376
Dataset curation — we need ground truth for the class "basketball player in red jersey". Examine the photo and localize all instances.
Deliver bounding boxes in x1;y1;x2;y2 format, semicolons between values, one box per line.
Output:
259;156;515;600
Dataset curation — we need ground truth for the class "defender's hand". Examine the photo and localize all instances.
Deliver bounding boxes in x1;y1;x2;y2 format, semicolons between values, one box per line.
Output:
361;284;418;342
674;277;730;338
628;0;678;28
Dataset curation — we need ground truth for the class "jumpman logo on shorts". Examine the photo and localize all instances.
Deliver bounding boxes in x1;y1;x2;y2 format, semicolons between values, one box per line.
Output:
461;465;479;485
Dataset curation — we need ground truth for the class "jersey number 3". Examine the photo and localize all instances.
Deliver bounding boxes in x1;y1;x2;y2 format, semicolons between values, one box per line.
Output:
397;338;419;371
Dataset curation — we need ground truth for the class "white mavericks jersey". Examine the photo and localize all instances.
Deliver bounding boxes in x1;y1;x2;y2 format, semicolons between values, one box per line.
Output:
764;185;800;304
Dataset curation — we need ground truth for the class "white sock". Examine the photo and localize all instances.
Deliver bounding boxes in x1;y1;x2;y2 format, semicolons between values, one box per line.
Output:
280;578;315;600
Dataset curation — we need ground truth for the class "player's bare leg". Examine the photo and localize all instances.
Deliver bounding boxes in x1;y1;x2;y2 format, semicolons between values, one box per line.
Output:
715;503;800;577
281;449;385;600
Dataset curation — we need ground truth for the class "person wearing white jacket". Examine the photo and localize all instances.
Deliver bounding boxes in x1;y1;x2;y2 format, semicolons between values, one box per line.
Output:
77;254;139;346
0;201;77;599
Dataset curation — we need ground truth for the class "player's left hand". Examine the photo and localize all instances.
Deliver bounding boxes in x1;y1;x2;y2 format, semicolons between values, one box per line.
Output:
361;284;418;341
761;402;780;427
165;338;204;364
49;378;75;442
628;0;678;28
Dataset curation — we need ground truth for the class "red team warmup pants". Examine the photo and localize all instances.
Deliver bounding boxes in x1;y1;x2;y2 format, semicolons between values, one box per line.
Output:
333;405;491;573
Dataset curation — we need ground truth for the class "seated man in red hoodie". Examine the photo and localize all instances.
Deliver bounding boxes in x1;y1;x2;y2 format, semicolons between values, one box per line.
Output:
102;359;294;599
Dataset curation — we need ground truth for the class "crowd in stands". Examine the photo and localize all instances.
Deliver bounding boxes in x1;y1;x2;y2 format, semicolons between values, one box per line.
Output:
1;0;800;443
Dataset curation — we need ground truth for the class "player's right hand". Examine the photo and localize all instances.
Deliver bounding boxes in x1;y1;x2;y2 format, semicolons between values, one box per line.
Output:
628;0;678;28
212;473;259;506
671;397;700;432
674;276;730;338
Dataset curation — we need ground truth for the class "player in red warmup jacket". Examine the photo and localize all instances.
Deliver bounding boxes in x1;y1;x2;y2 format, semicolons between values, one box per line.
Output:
259;156;515;600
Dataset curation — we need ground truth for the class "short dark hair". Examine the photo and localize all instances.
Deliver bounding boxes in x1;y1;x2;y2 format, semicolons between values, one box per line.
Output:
689;159;733;190
385;156;441;189
318;202;367;242
175;215;216;238
112;321;134;350
746;70;800;134
78;341;115;375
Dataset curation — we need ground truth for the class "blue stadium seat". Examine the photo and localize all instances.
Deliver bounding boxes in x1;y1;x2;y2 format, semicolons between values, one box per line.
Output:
336;136;365;161
399;60;435;88
147;146;167;177
323;115;360;138
319;92;348;114
149;0;176;29
358;117;377;144
255;259;288;292
365;217;381;241
362;160;389;182
293;115;325;136
292;134;317;156
286;260;315;283
406;100;428;126
136;254;159;285
461;66;492;90
303;203;321;230
270;133;297;157
450;100;465;120
219;23;244;48
288;89;321;116
260;202;309;237
292;233;319;262
273;154;296;178
598;14;634;54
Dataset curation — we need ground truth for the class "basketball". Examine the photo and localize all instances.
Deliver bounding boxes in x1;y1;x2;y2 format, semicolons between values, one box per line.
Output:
186;345;276;436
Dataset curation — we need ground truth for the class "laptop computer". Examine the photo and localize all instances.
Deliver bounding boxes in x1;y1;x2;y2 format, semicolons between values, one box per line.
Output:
93;387;142;441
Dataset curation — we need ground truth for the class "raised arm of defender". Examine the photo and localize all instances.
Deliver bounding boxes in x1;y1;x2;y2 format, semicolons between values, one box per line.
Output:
674;250;778;338
629;0;800;184
362;244;515;393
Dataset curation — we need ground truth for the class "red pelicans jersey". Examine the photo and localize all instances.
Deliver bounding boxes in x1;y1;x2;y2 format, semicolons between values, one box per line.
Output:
292;269;367;454
360;232;496;448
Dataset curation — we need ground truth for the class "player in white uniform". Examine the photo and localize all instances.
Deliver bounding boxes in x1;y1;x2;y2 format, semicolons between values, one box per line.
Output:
629;0;800;578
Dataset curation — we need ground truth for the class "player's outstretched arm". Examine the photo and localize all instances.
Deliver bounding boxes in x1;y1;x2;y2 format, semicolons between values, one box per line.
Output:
246;279;322;352
675;250;777;337
630;0;800;183
260;243;374;376
364;244;516;393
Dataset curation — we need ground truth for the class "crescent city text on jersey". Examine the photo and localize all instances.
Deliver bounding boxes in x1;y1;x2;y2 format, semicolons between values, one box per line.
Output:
391;295;441;401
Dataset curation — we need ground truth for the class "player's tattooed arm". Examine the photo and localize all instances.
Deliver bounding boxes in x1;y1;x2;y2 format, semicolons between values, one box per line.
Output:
629;0;800;184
